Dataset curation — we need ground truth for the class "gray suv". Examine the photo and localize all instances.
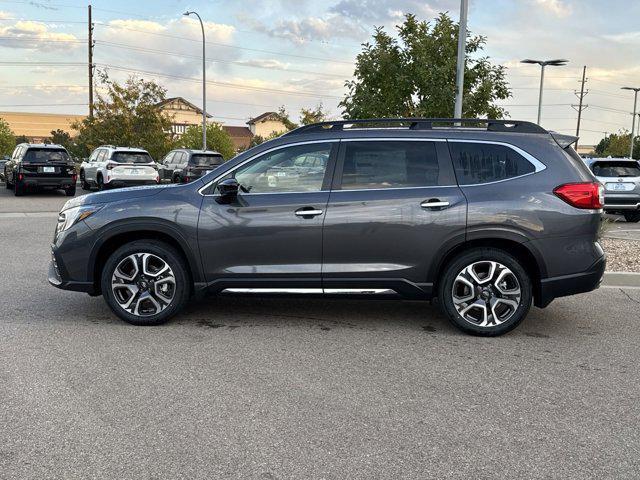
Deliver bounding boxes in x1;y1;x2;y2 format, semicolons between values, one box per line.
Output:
48;119;606;336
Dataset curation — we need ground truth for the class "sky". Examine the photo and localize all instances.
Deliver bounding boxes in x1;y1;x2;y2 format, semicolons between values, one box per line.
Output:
0;0;639;145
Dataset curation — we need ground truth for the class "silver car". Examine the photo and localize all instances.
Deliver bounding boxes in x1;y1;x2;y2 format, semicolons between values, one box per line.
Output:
585;157;640;222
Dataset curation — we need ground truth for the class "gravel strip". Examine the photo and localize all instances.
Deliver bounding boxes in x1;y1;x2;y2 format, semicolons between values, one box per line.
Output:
601;237;640;272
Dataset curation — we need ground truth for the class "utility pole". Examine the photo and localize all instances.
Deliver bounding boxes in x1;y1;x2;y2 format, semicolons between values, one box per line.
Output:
621;87;640;159
88;4;94;118
572;65;588;150
453;0;468;119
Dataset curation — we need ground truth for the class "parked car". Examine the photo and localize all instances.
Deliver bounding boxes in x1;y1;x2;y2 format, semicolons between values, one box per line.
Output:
0;155;8;181
49;118;606;336
4;143;76;196
584;157;640;222
158;149;225;183
79;146;158;191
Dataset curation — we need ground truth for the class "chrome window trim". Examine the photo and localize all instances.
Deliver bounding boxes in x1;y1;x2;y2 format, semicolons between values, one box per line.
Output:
198;137;547;196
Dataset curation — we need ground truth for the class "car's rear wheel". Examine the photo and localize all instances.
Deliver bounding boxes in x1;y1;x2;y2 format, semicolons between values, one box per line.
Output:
97;174;107;191
438;248;533;336
80;171;91;191
13;180;25;196
172;173;180;184
624;212;640;223
101;240;190;326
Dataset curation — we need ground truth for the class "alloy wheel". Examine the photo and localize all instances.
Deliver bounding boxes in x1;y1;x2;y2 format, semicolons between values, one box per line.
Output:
111;253;176;317
451;260;522;327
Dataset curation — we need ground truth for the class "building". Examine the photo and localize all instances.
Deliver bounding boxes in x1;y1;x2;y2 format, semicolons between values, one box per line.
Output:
576;144;596;157
156;97;212;137
247;112;288;138
222;125;253;151
0;111;85;143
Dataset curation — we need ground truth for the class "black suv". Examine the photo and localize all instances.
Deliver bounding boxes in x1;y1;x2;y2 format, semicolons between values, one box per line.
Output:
49;119;606;336
5;143;76;196
158;149;225;183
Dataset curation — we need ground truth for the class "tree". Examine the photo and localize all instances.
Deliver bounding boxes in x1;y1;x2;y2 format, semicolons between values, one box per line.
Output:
274;106;298;131
176;123;236;160
73;71;172;161
49;129;85;159
0;117;14;157
14;135;29;145
300;102;328;125
340;13;511;119
594;130;639;159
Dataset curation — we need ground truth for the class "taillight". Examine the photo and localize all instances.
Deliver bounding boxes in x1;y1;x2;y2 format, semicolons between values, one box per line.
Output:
18;173;23;181
155;175;160;183
553;182;604;209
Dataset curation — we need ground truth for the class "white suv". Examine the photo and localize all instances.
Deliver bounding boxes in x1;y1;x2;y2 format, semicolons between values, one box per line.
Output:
80;146;159;190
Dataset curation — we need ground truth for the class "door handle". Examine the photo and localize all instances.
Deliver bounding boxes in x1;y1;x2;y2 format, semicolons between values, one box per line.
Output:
295;207;324;217
420;200;450;209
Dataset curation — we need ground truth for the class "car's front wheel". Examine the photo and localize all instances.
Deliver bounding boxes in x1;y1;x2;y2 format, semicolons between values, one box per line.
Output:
438;248;533;336
101;240;190;326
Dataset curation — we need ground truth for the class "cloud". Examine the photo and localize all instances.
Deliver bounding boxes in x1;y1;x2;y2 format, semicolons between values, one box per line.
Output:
235;59;290;69
0;11;13;19
240;13;367;44
329;0;452;23
603;31;640;44
99;18;238;77
0;20;81;51
534;0;572;17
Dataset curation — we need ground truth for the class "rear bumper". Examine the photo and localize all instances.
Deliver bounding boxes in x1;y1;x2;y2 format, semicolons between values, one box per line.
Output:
536;254;606;308
22;176;75;188
604;193;640;211
106;179;158;188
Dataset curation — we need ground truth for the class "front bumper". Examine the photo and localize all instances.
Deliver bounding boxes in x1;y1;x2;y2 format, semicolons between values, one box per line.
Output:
536;254;606;308
48;256;96;294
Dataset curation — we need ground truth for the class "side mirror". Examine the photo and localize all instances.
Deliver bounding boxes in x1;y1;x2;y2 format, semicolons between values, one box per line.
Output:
217;178;239;197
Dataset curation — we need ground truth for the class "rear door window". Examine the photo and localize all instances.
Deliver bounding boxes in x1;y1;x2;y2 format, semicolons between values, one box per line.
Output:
23;148;70;163
449;142;535;185
338;141;440;190
591;161;640;178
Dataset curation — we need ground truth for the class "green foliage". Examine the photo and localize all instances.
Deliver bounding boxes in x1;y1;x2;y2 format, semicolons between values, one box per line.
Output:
176;123;236;160
300;102;328;125
594;130;639;159
14;135;29;145
73;71;172;161
48;129;86;159
340;13;511;119
0;117;14;157
274;106;298;131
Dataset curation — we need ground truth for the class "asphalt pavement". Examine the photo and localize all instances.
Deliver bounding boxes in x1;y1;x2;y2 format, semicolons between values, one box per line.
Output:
1;187;640;479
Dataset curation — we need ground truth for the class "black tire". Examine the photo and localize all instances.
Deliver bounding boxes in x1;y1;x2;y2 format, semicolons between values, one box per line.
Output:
97;174;107;191
65;186;76;196
172;173;181;184
80;171;91;191
438;248;533;336
4;170;10;188
101;240;190;326
13;180;25;196
624;212;640;223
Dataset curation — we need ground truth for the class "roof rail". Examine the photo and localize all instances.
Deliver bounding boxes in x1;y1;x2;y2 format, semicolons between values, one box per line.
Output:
285;118;548;136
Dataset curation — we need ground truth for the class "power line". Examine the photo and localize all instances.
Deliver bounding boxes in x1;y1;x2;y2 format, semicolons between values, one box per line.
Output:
94;40;351;79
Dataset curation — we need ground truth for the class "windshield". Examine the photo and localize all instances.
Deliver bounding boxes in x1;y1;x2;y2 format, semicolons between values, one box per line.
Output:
191;154;224;167
112;152;153;164
23;148;70;163
592;161;640;178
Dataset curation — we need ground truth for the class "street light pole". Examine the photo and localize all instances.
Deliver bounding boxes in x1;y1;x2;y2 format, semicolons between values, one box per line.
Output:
622;87;640;159
521;58;569;125
453;0;468;118
184;11;207;151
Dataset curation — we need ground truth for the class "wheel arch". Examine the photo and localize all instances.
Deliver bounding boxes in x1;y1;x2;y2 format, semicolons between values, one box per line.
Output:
430;235;548;307
89;223;204;295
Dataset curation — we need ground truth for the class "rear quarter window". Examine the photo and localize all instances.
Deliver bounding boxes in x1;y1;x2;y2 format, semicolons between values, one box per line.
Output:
449;142;535;185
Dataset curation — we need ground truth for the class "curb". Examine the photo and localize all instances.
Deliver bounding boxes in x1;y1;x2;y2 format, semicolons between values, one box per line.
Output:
602;271;640;288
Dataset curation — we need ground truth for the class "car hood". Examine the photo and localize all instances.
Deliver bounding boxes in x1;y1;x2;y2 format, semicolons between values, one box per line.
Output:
61;184;168;211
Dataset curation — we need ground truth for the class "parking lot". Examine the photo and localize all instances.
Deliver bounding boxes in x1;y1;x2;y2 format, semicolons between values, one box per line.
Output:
1;187;640;479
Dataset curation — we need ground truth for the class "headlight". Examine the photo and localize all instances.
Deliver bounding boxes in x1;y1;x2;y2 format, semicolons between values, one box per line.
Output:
56;205;102;235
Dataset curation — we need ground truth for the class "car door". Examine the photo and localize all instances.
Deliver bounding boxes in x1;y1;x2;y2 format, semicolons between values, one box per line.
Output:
321;138;467;295
160;151;175;181
198;141;337;288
